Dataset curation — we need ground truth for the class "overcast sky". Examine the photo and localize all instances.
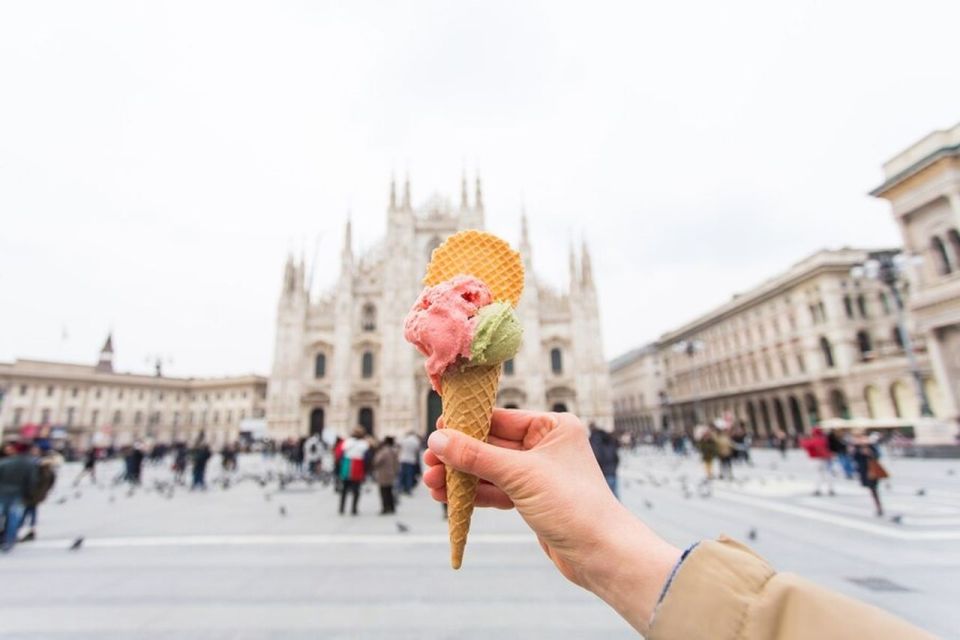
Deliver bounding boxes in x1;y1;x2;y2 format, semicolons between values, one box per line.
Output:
2;1;959;377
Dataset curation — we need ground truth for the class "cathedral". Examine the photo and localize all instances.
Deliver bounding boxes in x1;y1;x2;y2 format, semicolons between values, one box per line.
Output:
267;175;612;439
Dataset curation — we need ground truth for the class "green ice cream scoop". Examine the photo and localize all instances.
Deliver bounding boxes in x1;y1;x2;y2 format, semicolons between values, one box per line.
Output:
469;301;523;366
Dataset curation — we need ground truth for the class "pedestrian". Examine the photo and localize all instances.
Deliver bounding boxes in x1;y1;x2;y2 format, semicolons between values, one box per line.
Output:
398;431;421;495
172;443;188;485
303;433;324;476
190;440;212;491
775;429;789;459
800;427;835;496
0;441;38;552
338;427;370;515
827;428;854;479
715;425;734;480
373;436;400;515
421;408;931;639
19;445;58;542
589;424;620;498
731;423;752;465
126;442;145;485
73;447;98;486
697;427;718;480
852;431;887;516
220;442;238;473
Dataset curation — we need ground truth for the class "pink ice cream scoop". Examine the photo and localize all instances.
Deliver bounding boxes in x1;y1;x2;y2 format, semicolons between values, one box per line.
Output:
403;275;493;392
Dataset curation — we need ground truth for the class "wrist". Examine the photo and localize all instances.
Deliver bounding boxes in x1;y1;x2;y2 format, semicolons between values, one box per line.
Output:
581;505;681;635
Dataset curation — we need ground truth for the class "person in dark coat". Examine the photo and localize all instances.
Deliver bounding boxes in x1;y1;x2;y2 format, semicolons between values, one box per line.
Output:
191;440;212;490
73;448;97;486
852;432;885;516
19;445;58;542
0;442;39;552
372;436;400;515
589;425;620;498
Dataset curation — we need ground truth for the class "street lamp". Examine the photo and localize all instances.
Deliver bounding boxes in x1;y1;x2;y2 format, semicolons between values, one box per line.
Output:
850;250;933;417
673;339;705;427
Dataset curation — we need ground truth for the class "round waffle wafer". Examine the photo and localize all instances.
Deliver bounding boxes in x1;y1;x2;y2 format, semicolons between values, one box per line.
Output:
424;230;524;307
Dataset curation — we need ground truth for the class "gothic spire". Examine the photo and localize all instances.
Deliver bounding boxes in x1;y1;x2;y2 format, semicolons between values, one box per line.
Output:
581;238;594;287
342;215;353;263
460;169;469;210
474;173;483;210
568;240;579;291
403;173;412;210
389;173;397;210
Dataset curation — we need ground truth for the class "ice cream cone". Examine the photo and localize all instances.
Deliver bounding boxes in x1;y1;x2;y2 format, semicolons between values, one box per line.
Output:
423;230;524;569
440;363;502;569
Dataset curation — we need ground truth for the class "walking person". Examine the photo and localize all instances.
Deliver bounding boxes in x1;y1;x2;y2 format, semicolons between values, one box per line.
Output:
190;439;212;491
800;427;835;496
697;427;718;481
715;425;734;480
338;427;370;515
589;424;620;498
828;428;854;479
398;431;421;495
19;445;58;542
73;447;97;486
852;431;887;516
0;442;38;552
373;436;400;515
172;443;188;485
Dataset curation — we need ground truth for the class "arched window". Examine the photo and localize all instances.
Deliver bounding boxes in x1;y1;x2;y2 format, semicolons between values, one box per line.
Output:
931;236;952;275
829;389;849;419
949;230;960;268
113;410;122;426
358;407;374;434
361;303;376;332
551;402;568;413
856;330;873;361
361;351;374;378
426;236;442;263
819;337;835;368
314;353;326;378
843;295;854;319
550;348;563;374
864;385;881;419
134;411;143;425
856;294;869;319
503;358;515;376
892;326;905;350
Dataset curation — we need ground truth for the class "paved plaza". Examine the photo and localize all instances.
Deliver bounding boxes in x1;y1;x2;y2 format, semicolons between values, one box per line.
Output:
1;448;958;638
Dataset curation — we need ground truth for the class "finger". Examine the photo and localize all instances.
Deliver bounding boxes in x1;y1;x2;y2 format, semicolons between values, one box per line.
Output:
489;408;541;442
422;464;445;489
423;449;442;468
476;483;513;509
426;483;513;509
487;434;526;451
427;429;518;485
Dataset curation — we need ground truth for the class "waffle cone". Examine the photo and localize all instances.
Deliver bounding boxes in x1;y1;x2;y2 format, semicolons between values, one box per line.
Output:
425;230;524;305
440;363;502;569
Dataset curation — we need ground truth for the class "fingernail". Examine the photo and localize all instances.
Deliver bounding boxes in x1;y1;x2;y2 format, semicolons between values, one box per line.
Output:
428;430;449;455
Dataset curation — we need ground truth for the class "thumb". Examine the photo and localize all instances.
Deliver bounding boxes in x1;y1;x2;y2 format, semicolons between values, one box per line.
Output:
428;429;516;485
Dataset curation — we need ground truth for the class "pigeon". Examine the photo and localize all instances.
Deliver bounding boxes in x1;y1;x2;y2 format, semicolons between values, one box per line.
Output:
279;506;287;517
747;528;757;541
915;488;926;496
69;537;84;550
891;515;903;524
396;522;410;533
644;500;654;509
56;496;68;505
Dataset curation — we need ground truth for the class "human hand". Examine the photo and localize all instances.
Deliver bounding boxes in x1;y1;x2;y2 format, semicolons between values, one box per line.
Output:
423;409;680;634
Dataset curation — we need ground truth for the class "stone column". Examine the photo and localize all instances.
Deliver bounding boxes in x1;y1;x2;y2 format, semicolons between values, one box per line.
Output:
925;329;959;419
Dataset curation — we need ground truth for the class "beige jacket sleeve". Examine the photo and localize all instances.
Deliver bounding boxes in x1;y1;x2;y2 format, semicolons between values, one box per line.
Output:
648;537;936;640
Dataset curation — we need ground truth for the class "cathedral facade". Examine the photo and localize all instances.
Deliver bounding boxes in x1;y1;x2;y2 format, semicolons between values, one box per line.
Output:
267;175;612;439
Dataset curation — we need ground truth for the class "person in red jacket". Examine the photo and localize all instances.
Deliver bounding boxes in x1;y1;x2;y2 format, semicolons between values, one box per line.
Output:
800;427;835;496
